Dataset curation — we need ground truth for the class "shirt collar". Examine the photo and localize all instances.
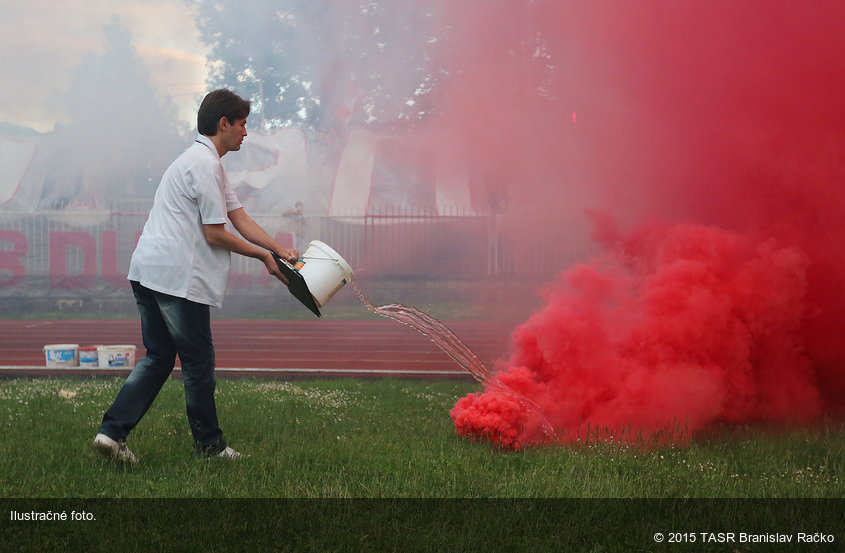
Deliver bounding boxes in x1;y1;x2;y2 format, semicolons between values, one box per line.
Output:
194;134;220;159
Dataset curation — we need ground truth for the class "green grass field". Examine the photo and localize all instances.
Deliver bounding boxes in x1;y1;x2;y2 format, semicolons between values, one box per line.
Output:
1;376;842;499
1;377;842;552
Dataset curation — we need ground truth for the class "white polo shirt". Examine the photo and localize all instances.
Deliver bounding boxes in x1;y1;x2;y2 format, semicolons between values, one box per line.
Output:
128;135;242;308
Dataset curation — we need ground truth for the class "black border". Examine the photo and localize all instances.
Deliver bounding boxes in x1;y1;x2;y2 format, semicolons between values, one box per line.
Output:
2;499;842;552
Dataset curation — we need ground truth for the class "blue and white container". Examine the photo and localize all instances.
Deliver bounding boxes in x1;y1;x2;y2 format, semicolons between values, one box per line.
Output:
43;344;79;367
97;345;136;368
78;345;100;367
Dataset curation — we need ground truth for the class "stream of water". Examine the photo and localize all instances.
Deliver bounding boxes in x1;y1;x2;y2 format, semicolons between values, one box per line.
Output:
352;282;557;439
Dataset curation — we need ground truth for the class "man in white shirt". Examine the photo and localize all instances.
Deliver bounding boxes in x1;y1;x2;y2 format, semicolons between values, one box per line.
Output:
93;89;298;462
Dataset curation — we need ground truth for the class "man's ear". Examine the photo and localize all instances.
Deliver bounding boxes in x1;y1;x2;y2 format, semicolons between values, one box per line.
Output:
217;116;229;133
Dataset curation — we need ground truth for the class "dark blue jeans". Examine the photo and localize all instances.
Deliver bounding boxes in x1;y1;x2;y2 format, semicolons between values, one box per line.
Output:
98;281;227;455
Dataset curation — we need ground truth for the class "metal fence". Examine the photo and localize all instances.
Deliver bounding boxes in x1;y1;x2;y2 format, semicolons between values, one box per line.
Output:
0;205;593;300
246;205;592;279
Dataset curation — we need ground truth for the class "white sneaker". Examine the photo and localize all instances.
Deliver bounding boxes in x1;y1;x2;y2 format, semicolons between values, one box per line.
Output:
215;446;243;460
92;433;138;464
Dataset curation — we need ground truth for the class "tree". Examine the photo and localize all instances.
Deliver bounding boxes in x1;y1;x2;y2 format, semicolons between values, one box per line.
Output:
189;0;440;133
188;0;572;212
52;16;185;208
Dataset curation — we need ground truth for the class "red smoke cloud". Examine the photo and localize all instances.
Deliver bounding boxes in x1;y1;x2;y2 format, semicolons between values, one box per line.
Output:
452;221;821;448
440;2;845;448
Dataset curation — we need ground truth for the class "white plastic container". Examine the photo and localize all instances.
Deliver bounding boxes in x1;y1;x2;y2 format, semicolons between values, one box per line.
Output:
44;344;79;367
295;240;355;307
78;345;100;367
97;345;136;368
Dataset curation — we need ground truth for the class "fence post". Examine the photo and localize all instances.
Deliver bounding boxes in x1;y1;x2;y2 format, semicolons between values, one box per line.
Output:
487;213;499;277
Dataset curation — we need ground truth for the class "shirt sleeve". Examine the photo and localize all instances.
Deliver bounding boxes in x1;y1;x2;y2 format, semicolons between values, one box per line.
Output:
222;170;243;213
193;162;228;225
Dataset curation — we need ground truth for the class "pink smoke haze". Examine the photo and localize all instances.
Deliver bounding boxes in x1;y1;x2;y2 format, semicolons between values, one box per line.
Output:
441;2;845;448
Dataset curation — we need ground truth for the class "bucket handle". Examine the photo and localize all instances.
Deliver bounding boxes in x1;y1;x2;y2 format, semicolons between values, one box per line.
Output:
298;256;338;261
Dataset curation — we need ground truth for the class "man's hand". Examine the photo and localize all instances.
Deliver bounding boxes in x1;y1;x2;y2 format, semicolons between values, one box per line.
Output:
279;248;299;263
264;251;289;285
263;249;300;285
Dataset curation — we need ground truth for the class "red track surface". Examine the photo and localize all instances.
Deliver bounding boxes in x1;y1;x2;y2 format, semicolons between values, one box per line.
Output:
0;319;516;380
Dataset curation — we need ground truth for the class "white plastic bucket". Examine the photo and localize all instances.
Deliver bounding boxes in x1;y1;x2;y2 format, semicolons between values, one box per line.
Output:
295;240;355;307
44;344;79;367
78;345;100;367
97;345;136;368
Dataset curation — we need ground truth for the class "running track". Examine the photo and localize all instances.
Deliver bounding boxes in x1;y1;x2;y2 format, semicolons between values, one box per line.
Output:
0;319;516;380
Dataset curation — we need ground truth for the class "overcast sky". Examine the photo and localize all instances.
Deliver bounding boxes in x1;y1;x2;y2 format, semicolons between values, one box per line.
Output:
0;0;208;133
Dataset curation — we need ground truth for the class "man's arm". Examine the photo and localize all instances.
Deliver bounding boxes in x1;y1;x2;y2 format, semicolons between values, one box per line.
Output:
202;214;293;284
227;207;299;261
